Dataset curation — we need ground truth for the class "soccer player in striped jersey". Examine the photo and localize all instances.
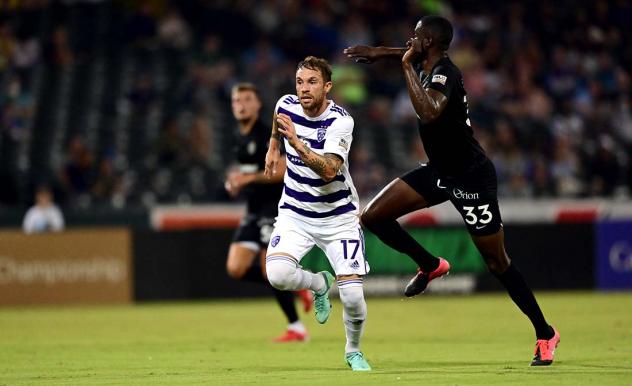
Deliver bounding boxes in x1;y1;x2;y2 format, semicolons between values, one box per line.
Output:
263;56;371;371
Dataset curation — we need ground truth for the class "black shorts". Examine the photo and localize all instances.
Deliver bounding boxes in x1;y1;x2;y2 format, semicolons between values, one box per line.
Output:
400;159;503;236
233;213;276;248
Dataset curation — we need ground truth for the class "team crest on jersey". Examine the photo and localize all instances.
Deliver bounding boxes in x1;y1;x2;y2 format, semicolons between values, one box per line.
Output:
247;141;256;155
317;127;326;142
271;235;280;247
432;74;447;85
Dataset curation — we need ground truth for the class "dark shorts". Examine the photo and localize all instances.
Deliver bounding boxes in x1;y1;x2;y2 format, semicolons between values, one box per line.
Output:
400;159;503;236
233;213;276;247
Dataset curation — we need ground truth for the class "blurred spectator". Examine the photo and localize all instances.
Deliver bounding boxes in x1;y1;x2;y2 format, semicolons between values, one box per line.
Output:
152;119;189;169
350;145;386;198
60;137;97;198
187;116;214;167
0;22;15;71
242;37;284;78
158;7;191;51
12;33;40;85
43;25;73;67
550;134;584;197
126;1;157;50
337;13;373;50
531;157;555;198
587;135;621;196
22;186;65;234
92;157;124;205
491;120;531;198
127;73;156;113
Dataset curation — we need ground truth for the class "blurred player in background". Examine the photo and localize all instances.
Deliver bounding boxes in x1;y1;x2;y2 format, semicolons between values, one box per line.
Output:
22;185;65;234
264;57;371;371
345;16;560;366
225;83;311;343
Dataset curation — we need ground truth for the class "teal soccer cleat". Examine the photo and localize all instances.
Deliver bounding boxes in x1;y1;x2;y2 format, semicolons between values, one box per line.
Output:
313;271;335;324
345;351;372;371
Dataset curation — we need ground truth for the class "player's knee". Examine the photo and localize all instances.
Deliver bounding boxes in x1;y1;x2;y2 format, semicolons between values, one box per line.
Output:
483;255;510;275
226;260;246;279
339;285;366;319
265;261;295;290
360;206;377;229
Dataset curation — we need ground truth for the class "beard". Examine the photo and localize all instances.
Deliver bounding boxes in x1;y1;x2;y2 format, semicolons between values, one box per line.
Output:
300;93;325;115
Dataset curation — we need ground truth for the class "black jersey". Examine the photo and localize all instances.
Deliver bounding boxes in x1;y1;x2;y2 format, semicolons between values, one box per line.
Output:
234;119;283;215
418;56;487;177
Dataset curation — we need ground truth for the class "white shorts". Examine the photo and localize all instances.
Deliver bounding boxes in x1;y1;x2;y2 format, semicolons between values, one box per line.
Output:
266;214;370;276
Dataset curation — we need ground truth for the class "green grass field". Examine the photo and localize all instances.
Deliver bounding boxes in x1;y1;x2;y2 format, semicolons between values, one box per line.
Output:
1;292;631;385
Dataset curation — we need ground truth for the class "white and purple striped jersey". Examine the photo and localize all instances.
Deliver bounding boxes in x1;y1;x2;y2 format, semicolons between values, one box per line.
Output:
274;94;359;227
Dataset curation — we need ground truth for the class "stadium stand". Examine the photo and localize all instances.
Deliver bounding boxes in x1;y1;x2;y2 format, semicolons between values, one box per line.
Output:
0;0;630;214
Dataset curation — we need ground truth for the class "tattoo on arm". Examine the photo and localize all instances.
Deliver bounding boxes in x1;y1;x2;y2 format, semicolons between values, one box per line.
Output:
403;63;444;123
295;143;342;180
270;113;281;141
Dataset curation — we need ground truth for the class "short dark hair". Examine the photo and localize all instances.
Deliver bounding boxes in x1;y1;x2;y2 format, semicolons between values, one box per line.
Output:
297;56;332;83
420;15;453;51
231;82;261;100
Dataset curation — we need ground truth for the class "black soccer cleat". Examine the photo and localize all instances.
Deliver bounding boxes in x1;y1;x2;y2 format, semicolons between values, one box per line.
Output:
404;258;450;297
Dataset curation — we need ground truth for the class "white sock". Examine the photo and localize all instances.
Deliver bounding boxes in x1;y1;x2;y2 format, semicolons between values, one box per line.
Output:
266;255;325;292
338;279;366;354
288;320;306;334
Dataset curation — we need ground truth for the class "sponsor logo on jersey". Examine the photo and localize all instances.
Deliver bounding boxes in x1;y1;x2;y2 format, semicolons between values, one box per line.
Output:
271;235;281;247
453;188;479;200
432;74;447;85
338;138;349;150
350;260;360;269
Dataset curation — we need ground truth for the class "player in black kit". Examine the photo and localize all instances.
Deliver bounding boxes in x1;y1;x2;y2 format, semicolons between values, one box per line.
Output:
225;83;311;342
344;16;560;365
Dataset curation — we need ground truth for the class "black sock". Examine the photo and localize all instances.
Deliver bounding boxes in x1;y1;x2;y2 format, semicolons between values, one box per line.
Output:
493;263;553;340
240;263;298;324
272;288;298;324
366;219;439;272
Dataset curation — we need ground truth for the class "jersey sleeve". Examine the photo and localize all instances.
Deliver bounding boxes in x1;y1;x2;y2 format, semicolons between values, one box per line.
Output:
274;94;299;115
323;116;354;164
426;63;457;100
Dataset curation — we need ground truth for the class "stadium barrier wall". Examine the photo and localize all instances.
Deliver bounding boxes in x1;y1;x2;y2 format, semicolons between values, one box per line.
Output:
0;228;132;305
132;224;596;300
133;229;270;300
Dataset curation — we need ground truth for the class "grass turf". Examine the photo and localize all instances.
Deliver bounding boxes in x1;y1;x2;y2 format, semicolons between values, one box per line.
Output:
1;292;631;385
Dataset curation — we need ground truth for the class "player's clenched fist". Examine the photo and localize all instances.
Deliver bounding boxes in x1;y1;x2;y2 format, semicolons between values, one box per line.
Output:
276;113;300;148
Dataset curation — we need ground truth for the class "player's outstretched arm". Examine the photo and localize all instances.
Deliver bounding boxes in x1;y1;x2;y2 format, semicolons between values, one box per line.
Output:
343;45;407;63
276;113;342;182
402;40;448;123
